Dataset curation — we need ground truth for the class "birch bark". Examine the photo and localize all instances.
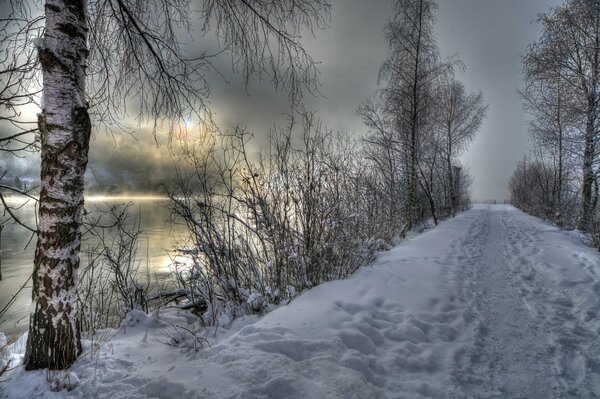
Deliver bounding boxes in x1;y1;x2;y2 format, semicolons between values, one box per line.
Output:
25;0;89;370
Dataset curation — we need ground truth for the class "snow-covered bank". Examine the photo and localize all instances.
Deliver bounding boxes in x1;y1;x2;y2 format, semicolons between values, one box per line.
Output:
3;205;600;398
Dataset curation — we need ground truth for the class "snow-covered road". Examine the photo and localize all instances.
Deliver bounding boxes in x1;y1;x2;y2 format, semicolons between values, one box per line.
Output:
5;204;600;398
452;205;600;397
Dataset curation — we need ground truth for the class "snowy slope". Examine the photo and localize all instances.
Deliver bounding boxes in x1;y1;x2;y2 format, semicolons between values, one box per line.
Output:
3;204;600;398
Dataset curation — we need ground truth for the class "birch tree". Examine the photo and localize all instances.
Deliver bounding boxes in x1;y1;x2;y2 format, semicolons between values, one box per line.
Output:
378;0;447;234
520;69;579;224
524;0;600;230
0;0;330;370
435;76;486;216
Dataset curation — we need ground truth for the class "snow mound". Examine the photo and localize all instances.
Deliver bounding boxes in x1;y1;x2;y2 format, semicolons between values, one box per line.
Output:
4;208;471;398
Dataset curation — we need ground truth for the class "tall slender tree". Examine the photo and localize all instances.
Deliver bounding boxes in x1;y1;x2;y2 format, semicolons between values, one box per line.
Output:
23;0;91;370
521;70;579;222
378;0;446;234
357;96;403;237
434;76;487;216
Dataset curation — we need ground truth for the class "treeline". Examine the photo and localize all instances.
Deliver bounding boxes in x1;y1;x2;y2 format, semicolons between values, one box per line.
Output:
358;0;486;234
163;0;486;325
510;0;600;247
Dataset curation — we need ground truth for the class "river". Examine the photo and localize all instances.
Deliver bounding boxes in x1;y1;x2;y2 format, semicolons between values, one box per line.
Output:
0;197;189;336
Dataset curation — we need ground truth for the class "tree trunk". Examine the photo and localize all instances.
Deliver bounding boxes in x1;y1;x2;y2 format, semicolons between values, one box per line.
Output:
580;100;596;231
580;19;600;231
556;80;563;215
25;0;90;370
0;225;3;281
404;0;424;236
418;175;438;225
446;130;455;217
556;110;563;225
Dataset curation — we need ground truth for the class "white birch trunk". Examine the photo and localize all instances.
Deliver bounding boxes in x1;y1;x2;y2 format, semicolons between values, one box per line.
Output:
25;0;90;370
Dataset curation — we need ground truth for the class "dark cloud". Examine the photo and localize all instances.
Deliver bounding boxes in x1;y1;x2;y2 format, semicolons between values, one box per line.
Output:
202;0;565;202
1;0;564;200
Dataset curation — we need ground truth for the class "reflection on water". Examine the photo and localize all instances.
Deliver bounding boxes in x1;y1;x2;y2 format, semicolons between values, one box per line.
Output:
0;198;189;335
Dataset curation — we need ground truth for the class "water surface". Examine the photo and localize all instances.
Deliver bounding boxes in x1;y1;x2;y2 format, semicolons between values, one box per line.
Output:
0;197;189;335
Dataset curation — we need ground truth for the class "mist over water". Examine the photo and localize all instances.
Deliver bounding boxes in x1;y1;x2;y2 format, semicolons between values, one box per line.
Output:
0;198;188;335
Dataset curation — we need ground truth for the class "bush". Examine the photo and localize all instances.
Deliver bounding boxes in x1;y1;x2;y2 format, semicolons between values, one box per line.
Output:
167;114;392;325
77;204;152;332
509;156;579;229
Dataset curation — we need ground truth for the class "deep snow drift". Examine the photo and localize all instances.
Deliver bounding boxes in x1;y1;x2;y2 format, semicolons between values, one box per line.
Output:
3;204;600;398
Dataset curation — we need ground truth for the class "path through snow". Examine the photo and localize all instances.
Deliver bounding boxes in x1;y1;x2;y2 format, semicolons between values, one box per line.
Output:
452;206;600;397
4;204;600;398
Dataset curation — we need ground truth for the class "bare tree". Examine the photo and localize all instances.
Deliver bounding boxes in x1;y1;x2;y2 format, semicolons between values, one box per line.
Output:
0;3;43;242
524;0;600;230
359;0;475;234
378;0;450;234
357;96;404;237
0;2;41;155
520;69;580;225
0;0;330;370
434;76;487;216
166;114;380;326
415;115;442;225
509;156;573;221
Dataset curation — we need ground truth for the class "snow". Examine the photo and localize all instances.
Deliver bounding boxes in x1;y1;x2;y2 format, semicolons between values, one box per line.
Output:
48;371;79;392
0;332;27;373
3;204;600;398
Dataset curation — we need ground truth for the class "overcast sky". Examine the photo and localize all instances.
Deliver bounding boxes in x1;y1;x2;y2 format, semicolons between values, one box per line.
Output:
2;0;565;200
436;0;563;201
201;0;564;201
